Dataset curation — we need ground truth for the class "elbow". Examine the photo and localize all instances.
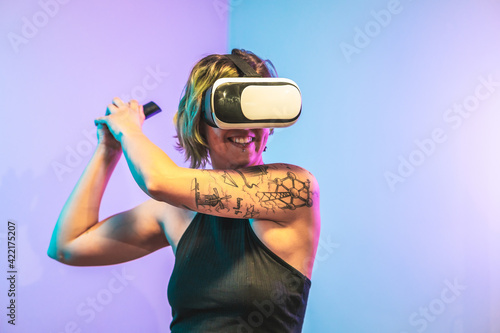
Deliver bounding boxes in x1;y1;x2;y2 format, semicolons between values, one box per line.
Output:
144;177;161;200
47;233;65;263
142;166;184;205
47;244;80;266
144;178;163;201
47;245;58;261
46;245;67;264
47;236;61;261
147;184;185;207
144;174;173;203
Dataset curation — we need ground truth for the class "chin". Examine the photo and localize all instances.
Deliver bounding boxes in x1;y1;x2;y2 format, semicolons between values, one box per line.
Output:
228;157;259;170
211;151;264;169
244;157;264;168
232;160;252;169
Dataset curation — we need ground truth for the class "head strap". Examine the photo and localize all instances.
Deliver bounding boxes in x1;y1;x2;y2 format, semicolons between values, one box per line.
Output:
226;54;262;78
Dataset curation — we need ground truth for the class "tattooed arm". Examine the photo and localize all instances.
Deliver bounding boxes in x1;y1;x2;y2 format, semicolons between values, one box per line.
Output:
95;98;319;222
117;131;318;221
171;164;318;221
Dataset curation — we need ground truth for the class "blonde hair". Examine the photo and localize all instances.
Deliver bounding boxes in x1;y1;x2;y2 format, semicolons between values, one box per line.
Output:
174;49;275;169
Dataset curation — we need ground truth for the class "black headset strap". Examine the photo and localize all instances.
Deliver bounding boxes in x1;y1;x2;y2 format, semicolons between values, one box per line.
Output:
202;54;262;128
226;54;262;78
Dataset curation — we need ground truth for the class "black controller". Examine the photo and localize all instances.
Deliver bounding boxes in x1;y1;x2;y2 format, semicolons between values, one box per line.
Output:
143;101;162;119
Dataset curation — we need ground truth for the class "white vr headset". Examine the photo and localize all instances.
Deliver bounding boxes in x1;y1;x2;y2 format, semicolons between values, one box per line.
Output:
201;54;302;129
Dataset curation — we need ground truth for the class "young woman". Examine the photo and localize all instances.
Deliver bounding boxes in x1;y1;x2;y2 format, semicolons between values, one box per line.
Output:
48;49;321;332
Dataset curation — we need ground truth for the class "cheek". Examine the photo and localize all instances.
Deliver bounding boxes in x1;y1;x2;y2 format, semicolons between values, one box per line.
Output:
204;126;224;145
261;130;270;144
206;130;229;157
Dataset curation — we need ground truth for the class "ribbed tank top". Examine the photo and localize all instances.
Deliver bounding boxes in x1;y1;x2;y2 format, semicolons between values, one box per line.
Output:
167;213;311;332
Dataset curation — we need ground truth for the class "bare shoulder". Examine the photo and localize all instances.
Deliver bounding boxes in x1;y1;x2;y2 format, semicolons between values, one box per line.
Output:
260;163;320;215
266;163;319;183
250;164;320;278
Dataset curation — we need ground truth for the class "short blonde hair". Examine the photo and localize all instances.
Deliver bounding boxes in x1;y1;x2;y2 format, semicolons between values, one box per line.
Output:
174;49;275;169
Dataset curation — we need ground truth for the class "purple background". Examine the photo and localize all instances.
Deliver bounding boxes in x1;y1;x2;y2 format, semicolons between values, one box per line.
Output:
1;1;228;332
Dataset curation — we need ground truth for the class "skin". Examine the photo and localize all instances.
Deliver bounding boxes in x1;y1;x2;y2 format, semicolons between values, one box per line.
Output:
204;125;270;169
47;97;320;279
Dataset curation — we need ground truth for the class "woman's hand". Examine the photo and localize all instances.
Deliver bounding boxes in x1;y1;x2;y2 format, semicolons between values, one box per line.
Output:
95;97;145;146
96;121;121;153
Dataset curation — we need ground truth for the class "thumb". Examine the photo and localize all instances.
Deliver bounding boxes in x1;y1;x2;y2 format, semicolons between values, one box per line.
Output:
94;117;107;126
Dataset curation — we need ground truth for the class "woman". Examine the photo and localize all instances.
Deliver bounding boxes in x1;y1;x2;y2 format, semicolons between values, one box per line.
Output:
48;49;321;332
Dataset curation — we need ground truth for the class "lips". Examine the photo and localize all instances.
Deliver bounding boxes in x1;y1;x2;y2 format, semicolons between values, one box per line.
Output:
229;136;253;144
228;136;255;148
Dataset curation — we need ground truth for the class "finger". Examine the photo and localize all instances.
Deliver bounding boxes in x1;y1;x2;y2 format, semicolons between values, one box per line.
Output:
129;99;144;115
95;122;112;134
105;104;117;116
112;97;125;107
94;117;108;126
138;103;144;119
129;99;139;110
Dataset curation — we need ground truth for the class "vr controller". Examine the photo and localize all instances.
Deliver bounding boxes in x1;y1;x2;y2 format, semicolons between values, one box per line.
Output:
144;53;302;129
143;101;162;119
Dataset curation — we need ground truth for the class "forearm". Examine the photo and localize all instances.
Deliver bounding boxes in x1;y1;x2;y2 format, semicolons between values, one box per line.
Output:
48;145;121;258
119;131;182;200
93;98;186;206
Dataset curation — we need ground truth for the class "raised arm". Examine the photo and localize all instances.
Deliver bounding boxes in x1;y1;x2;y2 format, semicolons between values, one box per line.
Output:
95;98;320;223
47;119;169;266
146;159;318;222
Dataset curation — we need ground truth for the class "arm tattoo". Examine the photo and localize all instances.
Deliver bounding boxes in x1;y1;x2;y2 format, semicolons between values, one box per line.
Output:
243;205;260;218
256;172;313;210
191;165;314;217
233;197;243;214
222;171;238;187
234;165;269;189
233;198;243;209
192;178;232;212
235;170;259;189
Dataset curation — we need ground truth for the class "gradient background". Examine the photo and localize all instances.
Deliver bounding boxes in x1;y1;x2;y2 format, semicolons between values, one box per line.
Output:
1;0;499;332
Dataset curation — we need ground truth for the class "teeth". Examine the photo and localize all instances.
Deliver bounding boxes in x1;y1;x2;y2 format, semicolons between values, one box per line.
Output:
231;137;253;144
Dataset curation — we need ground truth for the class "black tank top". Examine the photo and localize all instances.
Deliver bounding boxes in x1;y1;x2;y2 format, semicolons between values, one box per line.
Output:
167;213;311;332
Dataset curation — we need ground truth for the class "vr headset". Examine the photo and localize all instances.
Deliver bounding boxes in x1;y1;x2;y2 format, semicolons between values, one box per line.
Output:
143;53;302;130
201;54;302;129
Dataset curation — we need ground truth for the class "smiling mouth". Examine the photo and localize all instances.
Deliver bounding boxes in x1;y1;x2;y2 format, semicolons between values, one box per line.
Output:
228;136;255;148
229;136;254;144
